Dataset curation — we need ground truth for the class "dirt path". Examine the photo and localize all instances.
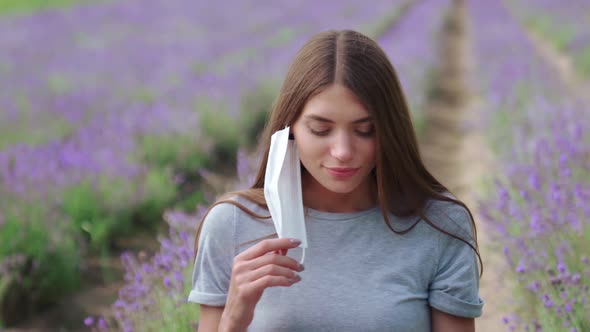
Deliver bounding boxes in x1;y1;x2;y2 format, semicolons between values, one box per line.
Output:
418;1;511;330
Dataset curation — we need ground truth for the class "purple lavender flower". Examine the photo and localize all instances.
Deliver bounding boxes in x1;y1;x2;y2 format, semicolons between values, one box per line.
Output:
542;294;554;308
526;280;541;293
163;276;172;289
84;316;94;327
98;317;108;329
468;0;590;330
516;262;527;273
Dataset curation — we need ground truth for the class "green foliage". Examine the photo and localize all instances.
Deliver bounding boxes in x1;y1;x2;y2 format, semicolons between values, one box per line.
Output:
518;9;589;79
198;99;241;171
485;81;531;156
0;61;9;76
412;114;426;138
137;132;209;213
513;234;590;329
574;45;590;78
61;176;150;250
130;87;156;104
265;27;300;48
131;264;199;331
191;62;207;75
0;91;74;149
0;0;101;16
173;190;205;212
213;47;257;75
0;205;49;258
551;27;576;52
61;170;177;237
61;169;178;249
46;73;72;95
0;205;80;312
486;108;513;153
239;81;277;148
0;118;74;150
61;181;119;251
133;168;178;228
497;138;590;330
360;0;413;38
154;291;197;331
29;241;81;308
523;15;575;52
197;83;278;173
139;134;209;173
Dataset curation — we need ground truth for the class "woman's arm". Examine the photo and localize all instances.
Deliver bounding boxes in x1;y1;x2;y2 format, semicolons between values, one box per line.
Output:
197;305;249;332
431;308;475;332
199;305;246;332
198;305;224;332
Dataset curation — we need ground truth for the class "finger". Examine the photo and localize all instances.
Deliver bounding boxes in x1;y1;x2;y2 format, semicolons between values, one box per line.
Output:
248;252;303;273
238;238;301;261
272;249;287;256
246;274;301;294
244;264;299;283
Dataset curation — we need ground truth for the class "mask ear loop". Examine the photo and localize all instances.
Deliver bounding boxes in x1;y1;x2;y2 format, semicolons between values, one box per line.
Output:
299;248;305;265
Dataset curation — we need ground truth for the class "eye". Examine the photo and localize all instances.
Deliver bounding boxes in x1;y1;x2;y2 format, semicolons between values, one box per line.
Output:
310;128;330;136
307;123;331;136
356;126;375;137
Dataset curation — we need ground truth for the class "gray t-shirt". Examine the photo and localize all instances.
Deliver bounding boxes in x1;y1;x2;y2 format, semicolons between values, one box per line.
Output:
188;196;484;331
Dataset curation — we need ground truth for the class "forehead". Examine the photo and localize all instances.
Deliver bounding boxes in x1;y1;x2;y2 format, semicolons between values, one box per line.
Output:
301;84;370;120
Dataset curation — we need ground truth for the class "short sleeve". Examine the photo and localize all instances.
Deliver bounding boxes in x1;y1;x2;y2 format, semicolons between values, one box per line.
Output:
187;202;236;306
428;207;484;318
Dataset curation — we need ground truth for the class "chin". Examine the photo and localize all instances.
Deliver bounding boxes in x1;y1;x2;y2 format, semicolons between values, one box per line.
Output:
319;180;360;194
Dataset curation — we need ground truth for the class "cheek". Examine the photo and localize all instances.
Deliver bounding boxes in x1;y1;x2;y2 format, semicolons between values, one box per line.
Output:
297;136;324;162
362;140;377;165
295;129;322;153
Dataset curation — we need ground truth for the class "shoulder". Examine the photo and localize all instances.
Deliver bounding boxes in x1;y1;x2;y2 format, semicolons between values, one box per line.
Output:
422;195;476;246
200;199;238;237
203;194;262;223
202;194;274;240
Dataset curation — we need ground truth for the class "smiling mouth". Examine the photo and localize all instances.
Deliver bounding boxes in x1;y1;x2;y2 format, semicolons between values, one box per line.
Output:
325;167;359;178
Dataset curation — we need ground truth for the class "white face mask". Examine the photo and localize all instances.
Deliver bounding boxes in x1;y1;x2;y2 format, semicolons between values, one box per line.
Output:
264;126;308;263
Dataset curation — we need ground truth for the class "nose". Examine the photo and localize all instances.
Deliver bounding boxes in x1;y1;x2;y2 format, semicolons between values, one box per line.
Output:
330;132;354;162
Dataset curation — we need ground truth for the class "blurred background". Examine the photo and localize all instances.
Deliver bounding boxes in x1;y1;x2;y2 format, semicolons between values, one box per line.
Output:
0;0;589;331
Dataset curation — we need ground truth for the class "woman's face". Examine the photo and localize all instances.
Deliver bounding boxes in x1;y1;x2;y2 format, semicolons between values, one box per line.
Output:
292;84;376;198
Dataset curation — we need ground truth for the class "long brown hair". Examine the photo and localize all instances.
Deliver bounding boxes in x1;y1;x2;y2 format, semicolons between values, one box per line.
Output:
193;29;482;276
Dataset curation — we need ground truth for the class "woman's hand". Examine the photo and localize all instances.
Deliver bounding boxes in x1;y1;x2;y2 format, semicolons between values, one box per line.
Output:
219;238;305;332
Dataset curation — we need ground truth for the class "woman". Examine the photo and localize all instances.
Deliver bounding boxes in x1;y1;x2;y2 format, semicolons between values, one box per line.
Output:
188;30;484;331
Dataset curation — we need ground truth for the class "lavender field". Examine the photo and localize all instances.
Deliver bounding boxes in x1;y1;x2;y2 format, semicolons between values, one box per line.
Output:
468;1;590;331
0;0;589;331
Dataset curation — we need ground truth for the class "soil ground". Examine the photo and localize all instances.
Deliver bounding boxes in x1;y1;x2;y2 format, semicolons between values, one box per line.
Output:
419;1;512;331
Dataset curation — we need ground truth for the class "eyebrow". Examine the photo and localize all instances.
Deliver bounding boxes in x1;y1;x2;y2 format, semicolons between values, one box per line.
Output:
305;115;372;124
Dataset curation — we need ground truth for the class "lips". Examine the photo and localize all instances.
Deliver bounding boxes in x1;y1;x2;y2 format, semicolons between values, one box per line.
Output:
326;167;359;178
